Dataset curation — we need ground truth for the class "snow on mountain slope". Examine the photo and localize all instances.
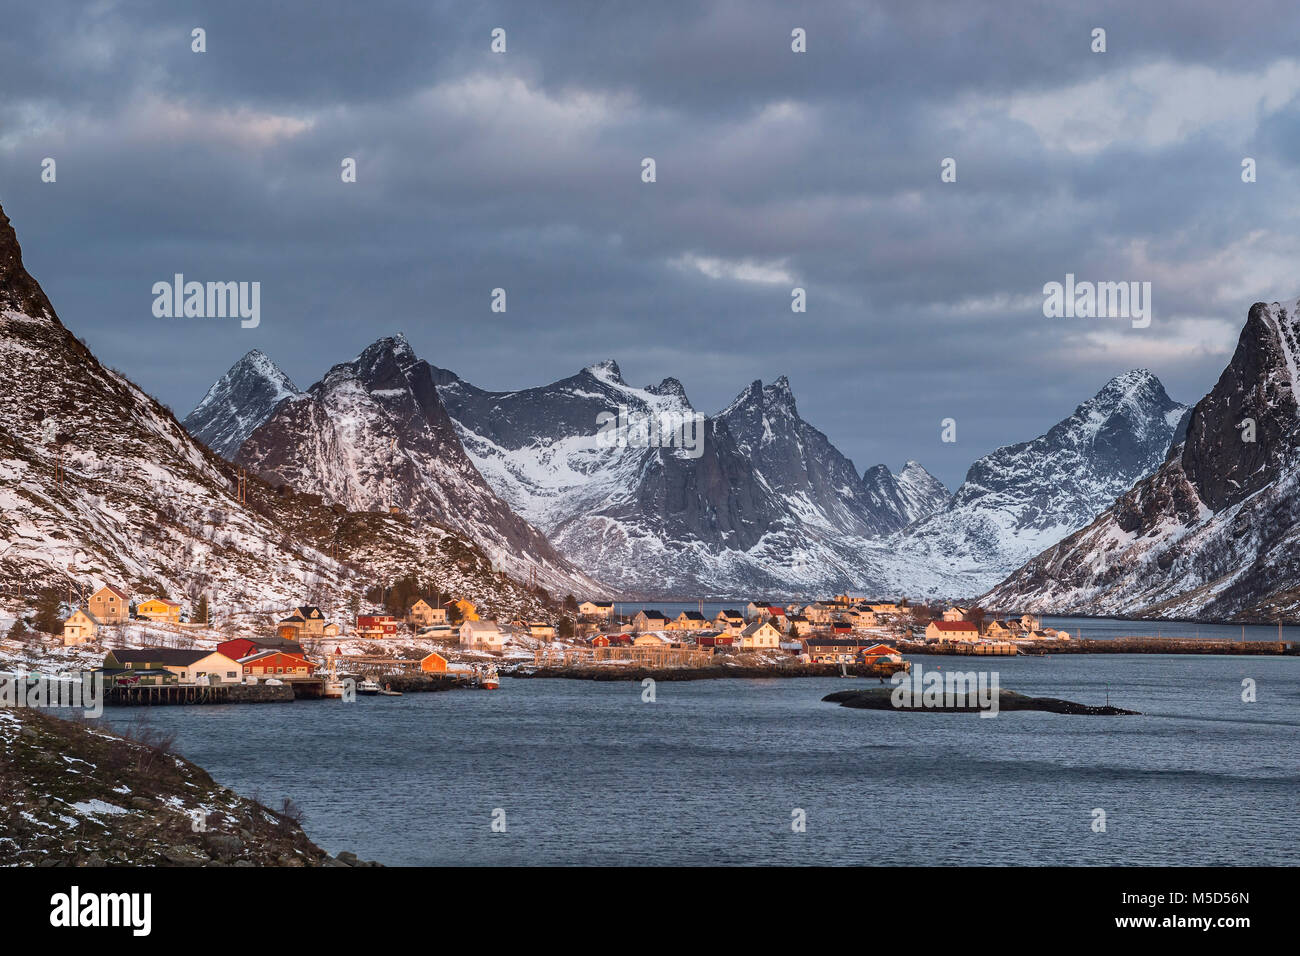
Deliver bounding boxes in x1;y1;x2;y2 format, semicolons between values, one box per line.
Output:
183;350;300;459
234;335;601;597
718;378;943;536
985;300;1300;620
883;369;1189;596
0;201;550;630
436;364;949;597
861;460;950;530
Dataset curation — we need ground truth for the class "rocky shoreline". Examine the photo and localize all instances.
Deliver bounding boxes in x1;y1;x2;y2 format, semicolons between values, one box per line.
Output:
822;687;1140;715
0;708;380;866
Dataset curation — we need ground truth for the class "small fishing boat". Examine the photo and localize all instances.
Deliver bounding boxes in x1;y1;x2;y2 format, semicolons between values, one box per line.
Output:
481;665;499;690
378;682;403;697
357;678;381;696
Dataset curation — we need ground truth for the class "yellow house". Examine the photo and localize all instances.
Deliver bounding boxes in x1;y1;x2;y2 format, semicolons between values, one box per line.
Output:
136;598;182;623
62;609;99;646
737;620;782;649
452;598;479;622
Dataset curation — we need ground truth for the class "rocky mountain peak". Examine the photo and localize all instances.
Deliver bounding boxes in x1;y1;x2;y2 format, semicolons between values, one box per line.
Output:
583;359;624;384
1178;299;1300;512
184;349;300;459
0;202;53;318
645;376;688;400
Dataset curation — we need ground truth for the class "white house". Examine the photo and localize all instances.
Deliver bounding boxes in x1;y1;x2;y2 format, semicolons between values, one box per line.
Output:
460;620;506;653
925;620;980;643
61;609;100;646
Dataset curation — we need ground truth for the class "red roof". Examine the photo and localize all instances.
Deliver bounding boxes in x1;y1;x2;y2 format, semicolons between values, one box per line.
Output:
929;620;978;631
767;607;787;616
862;644;900;656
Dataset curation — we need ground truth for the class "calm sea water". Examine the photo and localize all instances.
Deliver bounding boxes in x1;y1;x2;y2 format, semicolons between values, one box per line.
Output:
95;654;1299;866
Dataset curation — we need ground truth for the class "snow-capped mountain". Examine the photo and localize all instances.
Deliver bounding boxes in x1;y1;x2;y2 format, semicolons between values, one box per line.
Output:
233;335;601;596
435;362;948;597
985;301;1300;620
0;201;550;629
861;461;951;530
883;369;1189;596
718;378;947;535
183;350;300;458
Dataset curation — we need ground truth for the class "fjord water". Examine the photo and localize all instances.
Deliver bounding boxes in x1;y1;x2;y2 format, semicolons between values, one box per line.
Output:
98;655;1298;865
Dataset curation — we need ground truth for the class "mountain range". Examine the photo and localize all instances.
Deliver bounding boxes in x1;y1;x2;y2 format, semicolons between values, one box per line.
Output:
9;193;1294;619
187;335;1197;602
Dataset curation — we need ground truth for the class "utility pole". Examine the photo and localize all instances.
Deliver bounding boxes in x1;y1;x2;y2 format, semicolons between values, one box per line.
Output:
237;468;247;505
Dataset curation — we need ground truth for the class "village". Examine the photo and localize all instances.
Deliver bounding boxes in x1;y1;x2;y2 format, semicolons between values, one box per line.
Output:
0;583;1088;701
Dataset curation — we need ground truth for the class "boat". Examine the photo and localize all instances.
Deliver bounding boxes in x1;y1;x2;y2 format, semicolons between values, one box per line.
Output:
481;665;499;690
357;678;381;696
378;682;403;697
321;653;346;698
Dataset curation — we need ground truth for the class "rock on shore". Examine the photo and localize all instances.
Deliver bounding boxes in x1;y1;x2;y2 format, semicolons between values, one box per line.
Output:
0;708;380;866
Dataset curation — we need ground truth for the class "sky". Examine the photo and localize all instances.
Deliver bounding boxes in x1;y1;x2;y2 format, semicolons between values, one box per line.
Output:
4;0;1300;488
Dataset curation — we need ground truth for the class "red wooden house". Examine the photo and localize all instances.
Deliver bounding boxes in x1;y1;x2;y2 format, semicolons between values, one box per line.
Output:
356;615;398;639
239;650;317;678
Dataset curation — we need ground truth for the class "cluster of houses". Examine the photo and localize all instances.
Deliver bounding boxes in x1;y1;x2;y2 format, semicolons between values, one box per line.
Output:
61;585;190;645
923;606;1066;643
569;594;1068;663
569;595;915;663
98;635;316;687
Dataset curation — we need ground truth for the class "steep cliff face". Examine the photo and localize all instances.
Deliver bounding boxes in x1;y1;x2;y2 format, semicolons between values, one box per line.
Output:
985;301;1300;620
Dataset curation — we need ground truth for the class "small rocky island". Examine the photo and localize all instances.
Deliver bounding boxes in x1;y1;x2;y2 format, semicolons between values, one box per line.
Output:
823;687;1140;715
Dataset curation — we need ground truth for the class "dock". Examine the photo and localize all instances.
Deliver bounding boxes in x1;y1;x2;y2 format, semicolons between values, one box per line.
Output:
104;682;294;706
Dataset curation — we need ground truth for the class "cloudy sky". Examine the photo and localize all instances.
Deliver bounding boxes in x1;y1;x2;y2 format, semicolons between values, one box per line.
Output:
3;0;1300;487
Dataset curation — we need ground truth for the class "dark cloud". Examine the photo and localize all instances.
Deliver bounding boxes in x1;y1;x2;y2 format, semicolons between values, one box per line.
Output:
3;0;1298;486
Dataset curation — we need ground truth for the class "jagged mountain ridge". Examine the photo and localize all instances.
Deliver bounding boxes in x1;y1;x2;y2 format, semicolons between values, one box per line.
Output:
186;345;1195;603
717;377;946;535
233;335;601;597
873;369;1189;597
984;300;1300;620
434;360;950;596
0;201;550;629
